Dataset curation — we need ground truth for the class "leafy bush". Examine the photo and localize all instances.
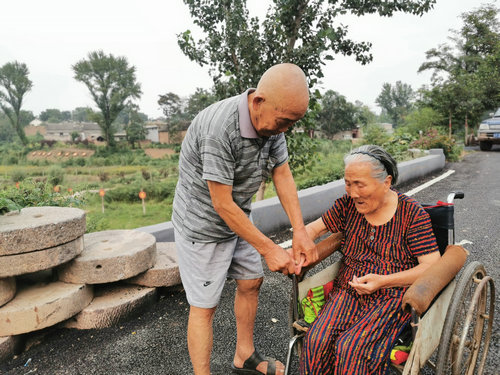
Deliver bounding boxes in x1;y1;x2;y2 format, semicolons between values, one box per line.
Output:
297;165;344;190
104;180;177;203
410;128;462;161
362;124;390;145
47;165;65;186
0;179;83;213
11;169;27;183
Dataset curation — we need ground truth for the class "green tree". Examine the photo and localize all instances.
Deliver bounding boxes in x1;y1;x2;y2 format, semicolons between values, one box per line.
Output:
73;50;142;147
317;90;357;137
72;107;95;122
354;100;377;126
178;0;435;98
178;0;436;171
123;102;147;149
419;4;500;131
157;91;188;136
402;107;444;135
376;81;414;127
185;88;217;120
0;61;33;145
0;113;16;143
40;108;63;122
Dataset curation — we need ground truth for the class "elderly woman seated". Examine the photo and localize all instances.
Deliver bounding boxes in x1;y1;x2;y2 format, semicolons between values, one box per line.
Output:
300;145;441;375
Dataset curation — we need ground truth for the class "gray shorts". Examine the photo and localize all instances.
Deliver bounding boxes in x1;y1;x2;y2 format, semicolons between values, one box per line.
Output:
174;229;264;308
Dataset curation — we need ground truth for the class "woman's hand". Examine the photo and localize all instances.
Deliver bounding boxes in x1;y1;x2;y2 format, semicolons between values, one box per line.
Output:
348;274;384;295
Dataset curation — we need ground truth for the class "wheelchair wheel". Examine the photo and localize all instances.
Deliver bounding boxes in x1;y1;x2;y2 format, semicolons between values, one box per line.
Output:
435;261;495;375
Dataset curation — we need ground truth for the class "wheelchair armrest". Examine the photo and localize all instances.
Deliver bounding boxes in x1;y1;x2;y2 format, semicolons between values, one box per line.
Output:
402;245;467;316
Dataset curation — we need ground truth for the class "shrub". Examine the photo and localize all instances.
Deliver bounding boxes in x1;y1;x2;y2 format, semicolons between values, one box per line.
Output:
11;169;27;183
410;128;462;161
362;124;390;145
0;179;83;212
104;180;177;203
47;165;65;186
296;165;344;190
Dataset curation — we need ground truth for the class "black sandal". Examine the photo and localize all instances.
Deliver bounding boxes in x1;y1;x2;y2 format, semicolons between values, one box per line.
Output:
231;350;278;374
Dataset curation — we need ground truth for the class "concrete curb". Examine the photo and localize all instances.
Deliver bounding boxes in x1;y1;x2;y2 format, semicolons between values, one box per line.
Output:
137;149;445;241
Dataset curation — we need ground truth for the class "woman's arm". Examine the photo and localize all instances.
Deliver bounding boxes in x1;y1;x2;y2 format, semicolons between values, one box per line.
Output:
305;217;329;241
349;251;441;295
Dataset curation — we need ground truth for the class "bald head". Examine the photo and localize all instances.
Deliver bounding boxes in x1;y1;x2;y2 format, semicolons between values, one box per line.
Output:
248;63;309;136
256;63;309;113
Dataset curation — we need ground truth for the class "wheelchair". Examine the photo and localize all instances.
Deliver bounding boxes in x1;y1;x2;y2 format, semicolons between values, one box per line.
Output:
285;191;495;375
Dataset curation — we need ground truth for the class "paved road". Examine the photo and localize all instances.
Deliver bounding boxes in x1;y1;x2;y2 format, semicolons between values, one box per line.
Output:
1;147;498;375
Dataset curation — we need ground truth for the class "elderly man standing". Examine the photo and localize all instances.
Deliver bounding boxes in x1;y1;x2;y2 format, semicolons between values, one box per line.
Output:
172;63;317;375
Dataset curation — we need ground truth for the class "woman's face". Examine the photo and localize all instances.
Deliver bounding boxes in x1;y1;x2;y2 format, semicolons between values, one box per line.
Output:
344;161;391;215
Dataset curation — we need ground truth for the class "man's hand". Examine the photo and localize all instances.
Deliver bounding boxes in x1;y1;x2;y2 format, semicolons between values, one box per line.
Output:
348;274;384;295
262;243;295;275
292;226;318;274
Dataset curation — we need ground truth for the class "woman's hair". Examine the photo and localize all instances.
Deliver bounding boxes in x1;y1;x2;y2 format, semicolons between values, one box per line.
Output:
344;145;398;185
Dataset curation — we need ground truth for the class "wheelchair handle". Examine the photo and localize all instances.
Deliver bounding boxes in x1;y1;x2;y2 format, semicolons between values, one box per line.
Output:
447;191;464;204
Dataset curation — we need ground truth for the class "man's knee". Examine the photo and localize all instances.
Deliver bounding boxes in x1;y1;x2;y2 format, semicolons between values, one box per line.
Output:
189;305;217;324
236;277;263;295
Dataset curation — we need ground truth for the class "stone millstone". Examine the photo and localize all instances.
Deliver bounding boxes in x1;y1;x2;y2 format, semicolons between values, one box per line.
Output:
0;335;22;362
57;230;157;284
0;278;16;307
0;237;83;278
0;207;86;256
63;284;157;329
0;281;93;336
127;242;181;287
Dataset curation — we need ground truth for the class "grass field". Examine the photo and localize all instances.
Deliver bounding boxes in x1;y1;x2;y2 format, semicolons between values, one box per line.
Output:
0;139;374;231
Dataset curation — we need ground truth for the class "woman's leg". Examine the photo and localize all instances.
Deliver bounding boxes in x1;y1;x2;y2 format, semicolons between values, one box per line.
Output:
300;288;359;375
333;294;410;375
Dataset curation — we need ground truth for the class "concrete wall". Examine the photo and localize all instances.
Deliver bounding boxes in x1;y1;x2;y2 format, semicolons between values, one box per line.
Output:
137;149;445;242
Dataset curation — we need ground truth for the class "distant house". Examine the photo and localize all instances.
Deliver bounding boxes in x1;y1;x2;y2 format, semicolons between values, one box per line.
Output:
144;124;159;143
330;127;362;140
378;123;394;134
43;122;160;143
44;122;102;142
152;121;187;144
29;119;43;127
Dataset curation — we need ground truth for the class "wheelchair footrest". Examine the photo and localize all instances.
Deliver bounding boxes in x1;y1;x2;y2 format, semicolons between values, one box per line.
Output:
293;319;310;333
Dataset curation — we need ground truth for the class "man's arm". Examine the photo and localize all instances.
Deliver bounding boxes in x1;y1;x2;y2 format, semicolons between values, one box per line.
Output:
272;162;317;269
207;180;295;274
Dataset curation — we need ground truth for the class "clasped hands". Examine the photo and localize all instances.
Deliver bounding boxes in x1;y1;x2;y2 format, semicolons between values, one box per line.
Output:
264;227;318;276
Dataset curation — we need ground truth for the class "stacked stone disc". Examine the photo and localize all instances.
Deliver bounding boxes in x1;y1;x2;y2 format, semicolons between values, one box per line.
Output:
58;229;158;329
0;207;90;360
0;206;183;362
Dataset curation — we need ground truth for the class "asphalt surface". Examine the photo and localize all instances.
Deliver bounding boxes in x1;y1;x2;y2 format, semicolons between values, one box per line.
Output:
1;147;499;375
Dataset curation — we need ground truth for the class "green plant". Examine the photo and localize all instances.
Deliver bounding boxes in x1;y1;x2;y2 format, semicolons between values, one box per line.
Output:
410;128;462;161
0;179;83;209
362;124;391;145
10;169;27;183
47;165;65;186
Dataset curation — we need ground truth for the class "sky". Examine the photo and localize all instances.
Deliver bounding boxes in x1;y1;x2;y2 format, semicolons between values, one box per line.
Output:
0;0;497;119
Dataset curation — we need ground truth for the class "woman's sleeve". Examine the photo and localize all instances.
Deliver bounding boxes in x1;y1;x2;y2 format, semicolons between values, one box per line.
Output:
321;195;348;233
407;207;439;257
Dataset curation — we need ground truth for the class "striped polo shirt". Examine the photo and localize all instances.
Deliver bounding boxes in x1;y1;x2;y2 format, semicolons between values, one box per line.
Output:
172;89;289;243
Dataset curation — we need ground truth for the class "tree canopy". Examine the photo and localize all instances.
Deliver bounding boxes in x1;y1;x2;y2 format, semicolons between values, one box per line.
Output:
158;88;217;137
317;90;358;137
0;61;33;145
419;4;500;129
376;81;414;127
178;0;436;98
73;50;142;147
178;0;436;171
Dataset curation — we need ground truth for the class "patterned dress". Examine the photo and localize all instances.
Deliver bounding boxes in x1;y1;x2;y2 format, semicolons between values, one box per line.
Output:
300;190;439;375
